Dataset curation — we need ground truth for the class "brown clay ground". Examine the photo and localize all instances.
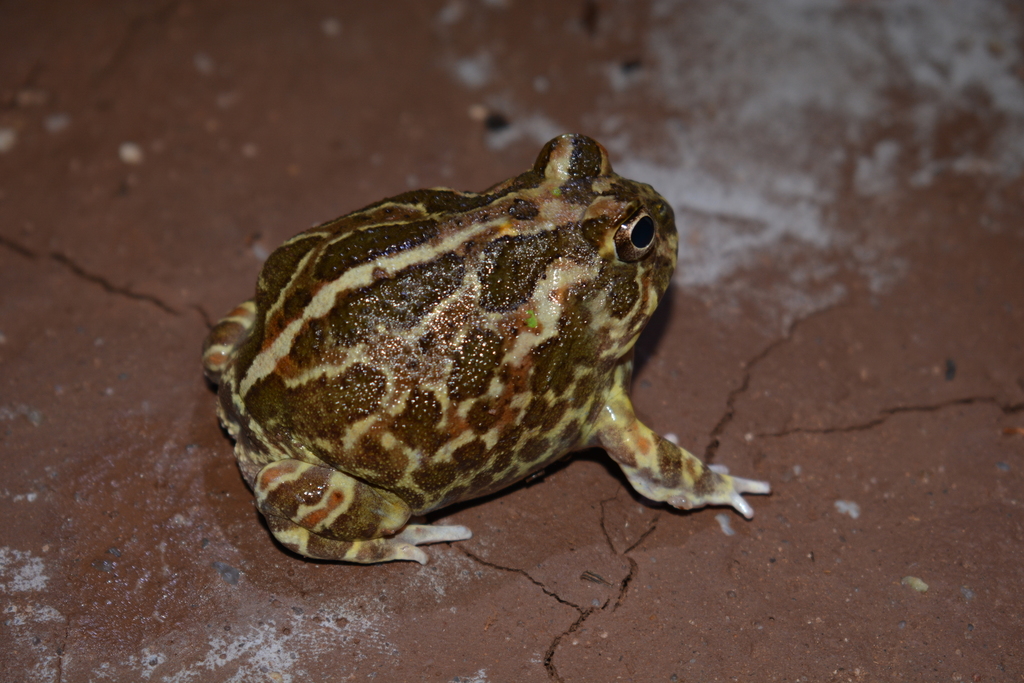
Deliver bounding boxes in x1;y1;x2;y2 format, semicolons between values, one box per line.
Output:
1;2;1023;681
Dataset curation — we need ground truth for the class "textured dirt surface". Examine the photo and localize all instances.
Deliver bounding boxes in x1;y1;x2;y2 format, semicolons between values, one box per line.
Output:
2;1;1023;681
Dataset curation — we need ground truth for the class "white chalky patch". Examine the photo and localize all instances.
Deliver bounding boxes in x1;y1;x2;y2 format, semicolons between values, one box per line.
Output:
0;547;48;592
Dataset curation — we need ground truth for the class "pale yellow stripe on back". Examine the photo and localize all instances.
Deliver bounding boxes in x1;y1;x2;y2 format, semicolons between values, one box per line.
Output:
239;219;498;398
262;240;326;328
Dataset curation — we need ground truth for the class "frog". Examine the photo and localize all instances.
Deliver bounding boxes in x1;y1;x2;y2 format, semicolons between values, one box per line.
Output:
202;134;770;564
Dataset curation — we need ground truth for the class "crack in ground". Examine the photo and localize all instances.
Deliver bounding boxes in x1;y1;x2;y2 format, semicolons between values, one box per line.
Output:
461;545;624;682
597;495;658;614
756;395;1024;438
542;607;596;683
0;234;36;259
459;549;584;614
703;303;843;461
51;252;179;315
598;495;661;557
612;557;638;613
623;515;660;554
597;496;618;554
192;303;215;330
56;618;69;683
1;234;179;315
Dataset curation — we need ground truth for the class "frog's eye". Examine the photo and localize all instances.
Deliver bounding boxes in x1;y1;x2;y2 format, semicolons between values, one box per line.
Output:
613;212;657;262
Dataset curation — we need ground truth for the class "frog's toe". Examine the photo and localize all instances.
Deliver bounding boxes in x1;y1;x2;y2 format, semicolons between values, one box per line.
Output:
389;543;430;565
707;465;772;498
712;473;772;519
386;525;472;565
394;524;473;546
729;474;772;496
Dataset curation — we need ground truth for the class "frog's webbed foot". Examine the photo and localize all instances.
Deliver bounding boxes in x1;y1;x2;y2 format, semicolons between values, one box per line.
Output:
253;459;472;564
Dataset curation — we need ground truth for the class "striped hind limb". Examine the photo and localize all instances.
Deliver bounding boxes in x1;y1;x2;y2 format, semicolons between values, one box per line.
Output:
253;459;472;564
201;300;257;382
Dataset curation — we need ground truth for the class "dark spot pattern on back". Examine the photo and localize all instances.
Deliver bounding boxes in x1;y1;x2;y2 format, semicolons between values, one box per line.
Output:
418;330;438;353
558;178;597;205
292;252;465;354
411;459;461;497
256;235;321;309
479;231;560;312
452;439;487;469
519;436;552;465
393;386;446;457
486;424;524;478
467;398;500;434
508;198;540;221
276;288;315;336
598;265;641;319
557;418;583;451
530;306;600;396
579;215;612;252
448;327;504;402
314;220;440;281
567;136;605;179
245;362;387;452
358;186;536;218
347;433;409;488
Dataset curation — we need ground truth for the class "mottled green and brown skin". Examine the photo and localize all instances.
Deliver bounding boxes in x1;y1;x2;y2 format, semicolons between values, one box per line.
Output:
203;134;769;564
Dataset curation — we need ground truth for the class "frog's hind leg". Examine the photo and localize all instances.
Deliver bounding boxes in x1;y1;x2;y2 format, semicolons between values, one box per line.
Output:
254;459;472;564
202;300;256;383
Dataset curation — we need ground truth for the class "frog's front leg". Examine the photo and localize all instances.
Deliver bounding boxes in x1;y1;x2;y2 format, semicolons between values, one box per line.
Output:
594;382;770;518
253;459;472;564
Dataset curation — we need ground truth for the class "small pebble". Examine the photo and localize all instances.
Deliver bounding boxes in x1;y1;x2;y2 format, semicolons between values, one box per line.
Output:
321;17;341;36
0;127;17;153
211;561;240;585
944;358;957;381
194;51;214;75
15;88;48;106
901;575;928;592
834;500;861;519
996;462;1010;472
960;586;975;601
44;113;70;134
91;559;113;572
663;432;678;445
119;142;144;165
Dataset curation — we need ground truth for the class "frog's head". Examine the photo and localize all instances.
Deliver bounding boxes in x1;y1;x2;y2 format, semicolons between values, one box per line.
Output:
528;134;678;357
